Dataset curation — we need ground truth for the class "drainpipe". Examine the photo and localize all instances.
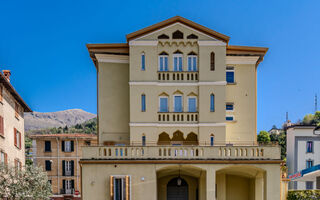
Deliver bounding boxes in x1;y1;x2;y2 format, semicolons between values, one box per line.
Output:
76;137;79;195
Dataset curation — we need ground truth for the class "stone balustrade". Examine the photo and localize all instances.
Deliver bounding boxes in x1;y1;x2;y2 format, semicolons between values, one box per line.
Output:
82;145;281;160
158;112;198;122
158;71;198;81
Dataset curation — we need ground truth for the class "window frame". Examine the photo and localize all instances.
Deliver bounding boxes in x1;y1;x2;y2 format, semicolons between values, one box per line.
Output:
187;96;197;112
111;175;131;200
65;141;72;152
187;55;197;71
173;53;183;72
306;160;314;168
210;52;215;71
14;128;21;149
141;94;146;112
210;135;215;146
159;96;169;112
306;181;314;190
173;95;183;112
45;160;52;171
45;141;51;152
306;141;313;153
141;53;145;71
226;66;235;84
158;54;169;71
210;94;215;112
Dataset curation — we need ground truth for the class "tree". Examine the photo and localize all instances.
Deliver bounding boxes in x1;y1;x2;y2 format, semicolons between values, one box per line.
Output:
303;114;314;125
0;164;51;199
257;131;271;144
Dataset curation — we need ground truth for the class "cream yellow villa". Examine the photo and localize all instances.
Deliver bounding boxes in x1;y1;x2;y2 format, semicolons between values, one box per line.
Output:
80;16;282;200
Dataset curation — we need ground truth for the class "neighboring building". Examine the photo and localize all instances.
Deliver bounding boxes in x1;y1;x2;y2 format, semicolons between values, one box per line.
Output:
30;134;97;200
81;16;282;200
287;125;320;190
269;127;282;135
0;70;32;167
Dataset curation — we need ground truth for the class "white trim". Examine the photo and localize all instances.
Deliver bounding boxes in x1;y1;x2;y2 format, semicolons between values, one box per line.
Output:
187;96;197;112
198;41;226;46
129;123;226;127
132;22;218;41
226;56;260;65
129;81;227;86
129;40;158;46
96;54;129;64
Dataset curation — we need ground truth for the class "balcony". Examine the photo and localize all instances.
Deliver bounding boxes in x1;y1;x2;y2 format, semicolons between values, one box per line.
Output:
158;112;198;122
158;71;198;82
82;145;281;160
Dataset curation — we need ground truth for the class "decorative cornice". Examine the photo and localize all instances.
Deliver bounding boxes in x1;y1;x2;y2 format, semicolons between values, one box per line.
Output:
95;54;129;64
129;81;227;86
129;123;226;127
129;40;158;46
198;41;226;46
226;56;260;65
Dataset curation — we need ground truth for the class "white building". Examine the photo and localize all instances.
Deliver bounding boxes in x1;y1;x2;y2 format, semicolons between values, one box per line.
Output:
287;125;320;190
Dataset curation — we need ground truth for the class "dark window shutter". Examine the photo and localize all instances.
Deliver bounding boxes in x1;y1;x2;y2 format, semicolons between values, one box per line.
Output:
19;131;21;149
63;179;66;191
62;160;65;176
62;141;65;152
71;180;74;190
4;153;7;165
14;128;17;147
71;160;74;176
71;141;74;152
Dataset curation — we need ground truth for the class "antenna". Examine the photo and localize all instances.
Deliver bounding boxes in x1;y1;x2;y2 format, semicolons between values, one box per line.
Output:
315;94;318;112
286;111;288;122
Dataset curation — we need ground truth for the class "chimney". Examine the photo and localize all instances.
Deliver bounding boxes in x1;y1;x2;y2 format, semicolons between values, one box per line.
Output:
2;70;11;82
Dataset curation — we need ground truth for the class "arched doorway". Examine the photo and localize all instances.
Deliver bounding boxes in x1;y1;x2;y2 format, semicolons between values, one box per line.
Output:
167;177;188;200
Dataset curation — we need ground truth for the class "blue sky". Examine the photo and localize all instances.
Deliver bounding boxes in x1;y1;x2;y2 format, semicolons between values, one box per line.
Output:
0;0;319;132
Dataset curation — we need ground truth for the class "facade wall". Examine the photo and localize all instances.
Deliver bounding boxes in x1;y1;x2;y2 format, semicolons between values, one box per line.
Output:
0;83;25;166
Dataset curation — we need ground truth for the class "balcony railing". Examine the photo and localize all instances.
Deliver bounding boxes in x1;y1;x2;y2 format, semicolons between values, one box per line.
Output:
158;71;198;82
158;112;198;122
82;145;281;160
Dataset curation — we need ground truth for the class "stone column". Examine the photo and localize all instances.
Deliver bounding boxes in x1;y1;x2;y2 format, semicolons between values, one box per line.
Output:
206;168;216;200
255;172;264;200
266;167;281;200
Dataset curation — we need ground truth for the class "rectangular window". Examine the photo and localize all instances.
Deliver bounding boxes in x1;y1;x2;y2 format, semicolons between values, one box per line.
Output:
141;94;146;112
0;115;3;137
14;128;21;149
159;56;168;71
173;55;183;71
188;56;197;71
0;151;5;164
64;179;74;194
226;67;235;83
174;96;183;112
159;97;168;112
45;160;51;171
111;176;131;200
226;116;234;121
306;181;313;190
141;53;145;71
306;160;313;168
188;97;197;112
307;141;313;153
226;104;234;111
65;141;71;152
210;94;215;112
64;161;72;176
45;141;51;152
210;136;214;146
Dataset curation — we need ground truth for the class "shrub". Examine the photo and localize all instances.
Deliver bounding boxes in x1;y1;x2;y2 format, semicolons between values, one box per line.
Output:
288;190;320;200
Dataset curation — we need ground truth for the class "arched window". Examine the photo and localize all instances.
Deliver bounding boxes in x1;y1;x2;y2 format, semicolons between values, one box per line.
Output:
172;30;183;39
141;52;145;71
142;134;146;146
187;52;197;71
187;34;198;39
158;52;169;71
173;51;183;72
210;134;214;146
210;94;215;112
210;52;215;71
141;94;146;112
159;94;169;112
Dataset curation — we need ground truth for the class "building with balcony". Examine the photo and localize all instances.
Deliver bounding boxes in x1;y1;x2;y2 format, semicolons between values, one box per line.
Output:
80;16;282;200
30;134;97;199
0;70;32;167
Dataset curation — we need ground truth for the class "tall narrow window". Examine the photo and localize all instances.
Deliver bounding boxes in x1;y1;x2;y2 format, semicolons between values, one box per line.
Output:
15;102;19;119
45;160;52;171
0;151;5;164
210;94;215;112
63;179;74;194
0;115;3;137
226;66;235;83
14;128;21;149
174;95;183;112
110;176;131;200
142;135;146;146
45;141;51;152
159;52;168;71
188;97;197;112
210;135;214;146
141;53;145;71
188;53;197;71
159;96;168;112
173;51;183;71
210;52;215;71
141;94;146;112
307;141;313;153
306;160;313;168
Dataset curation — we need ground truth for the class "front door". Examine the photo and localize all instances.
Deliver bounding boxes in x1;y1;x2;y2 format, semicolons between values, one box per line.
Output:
167;177;188;200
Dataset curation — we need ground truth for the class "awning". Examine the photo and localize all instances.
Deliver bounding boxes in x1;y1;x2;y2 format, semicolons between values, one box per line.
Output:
289;164;320;182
